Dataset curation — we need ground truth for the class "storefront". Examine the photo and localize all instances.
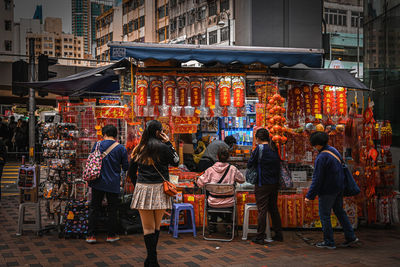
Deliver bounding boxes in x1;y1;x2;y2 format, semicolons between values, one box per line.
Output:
19;43;398;235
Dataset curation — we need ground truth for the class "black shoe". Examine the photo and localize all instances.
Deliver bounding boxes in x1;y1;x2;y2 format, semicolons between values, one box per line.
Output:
340;237;359;247
144;233;160;267
273;232;283;242
251;237;265;245
315;241;336;249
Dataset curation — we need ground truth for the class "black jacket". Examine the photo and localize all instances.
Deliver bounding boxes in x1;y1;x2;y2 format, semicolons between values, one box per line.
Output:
128;141;179;184
247;144;281;186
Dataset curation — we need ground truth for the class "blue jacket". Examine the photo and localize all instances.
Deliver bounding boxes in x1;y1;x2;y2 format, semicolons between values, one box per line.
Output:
89;140;129;194
247;144;280;186
306;145;344;200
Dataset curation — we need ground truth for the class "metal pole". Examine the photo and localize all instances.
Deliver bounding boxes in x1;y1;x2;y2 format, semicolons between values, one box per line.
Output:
28;38;35;163
228;13;231;46
357;13;360;78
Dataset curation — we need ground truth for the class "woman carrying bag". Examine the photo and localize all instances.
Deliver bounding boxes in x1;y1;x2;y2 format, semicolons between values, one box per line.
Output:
128;120;180;267
247;128;283;244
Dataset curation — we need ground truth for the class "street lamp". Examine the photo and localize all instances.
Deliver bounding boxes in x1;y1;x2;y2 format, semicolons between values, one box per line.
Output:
217;10;230;46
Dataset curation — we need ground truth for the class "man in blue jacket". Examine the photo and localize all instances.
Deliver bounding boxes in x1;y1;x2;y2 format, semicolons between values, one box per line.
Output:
305;131;358;249
86;125;129;244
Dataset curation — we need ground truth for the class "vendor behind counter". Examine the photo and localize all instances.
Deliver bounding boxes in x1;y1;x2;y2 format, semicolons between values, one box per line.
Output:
197;136;237;172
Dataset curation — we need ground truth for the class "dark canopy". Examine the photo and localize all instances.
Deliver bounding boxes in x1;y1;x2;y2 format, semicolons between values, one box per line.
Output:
17;59;130;96
108;42;323;68
271;68;370;90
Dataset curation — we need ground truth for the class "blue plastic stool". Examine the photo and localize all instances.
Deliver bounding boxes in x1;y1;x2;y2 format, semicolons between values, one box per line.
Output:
168;203;197;238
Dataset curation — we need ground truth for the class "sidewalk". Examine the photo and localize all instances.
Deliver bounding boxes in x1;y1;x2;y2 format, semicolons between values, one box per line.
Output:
1;196;400;267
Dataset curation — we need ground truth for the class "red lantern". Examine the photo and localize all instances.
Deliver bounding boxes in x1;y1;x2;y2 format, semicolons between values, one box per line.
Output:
136;78;148;106
177;77;189;106
232;80;244;108
150;79;162;106
164;79;176;106
190;80;201;107
205;80;216;117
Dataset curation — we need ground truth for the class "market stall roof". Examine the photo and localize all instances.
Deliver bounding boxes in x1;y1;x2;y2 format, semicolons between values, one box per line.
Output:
271;68;370;91
16;59;130;96
108;42;323;68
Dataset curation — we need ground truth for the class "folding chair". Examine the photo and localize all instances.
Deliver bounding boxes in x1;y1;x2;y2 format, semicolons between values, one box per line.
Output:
202;183;236;242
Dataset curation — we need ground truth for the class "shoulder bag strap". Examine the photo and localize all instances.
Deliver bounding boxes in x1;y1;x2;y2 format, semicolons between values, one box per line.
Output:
102;142;119;158
152;163;167;182
217;164;231;184
321;150;342;164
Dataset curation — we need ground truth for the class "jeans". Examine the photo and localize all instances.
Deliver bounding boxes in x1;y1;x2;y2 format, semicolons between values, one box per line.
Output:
88;187;119;236
318;193;356;245
255;183;282;240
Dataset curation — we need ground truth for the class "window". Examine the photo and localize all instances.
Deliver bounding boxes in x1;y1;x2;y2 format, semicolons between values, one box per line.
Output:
351;11;363;28
209;30;217;44
123;24;128;35
5;20;11;31
4;0;11;10
158;27;166;41
134;19;139;30
129;20;133;32
209;1;217;16
221;26;229;42
49;51;53;55
170;18;177;32
69;45;72;49
324;8;347;26
198;34;207;45
4;40;12;51
64;45;67;48
178;15;186;28
64;38;67;42
188;10;196;25
197;6;206;21
220;0;229;12
139;16;145;28
158;5;166;19
69;38;72;42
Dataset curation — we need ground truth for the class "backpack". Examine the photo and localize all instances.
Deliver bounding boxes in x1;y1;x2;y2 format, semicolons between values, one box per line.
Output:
82;141;119;182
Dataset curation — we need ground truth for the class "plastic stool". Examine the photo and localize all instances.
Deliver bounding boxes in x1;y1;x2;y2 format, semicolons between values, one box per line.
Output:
168;203;197;238
241;203;272;242
16;202;42;236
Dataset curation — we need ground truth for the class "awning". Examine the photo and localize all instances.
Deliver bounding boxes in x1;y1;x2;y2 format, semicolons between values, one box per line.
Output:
16;59;130;96
271;68;370;91
108;42;323;68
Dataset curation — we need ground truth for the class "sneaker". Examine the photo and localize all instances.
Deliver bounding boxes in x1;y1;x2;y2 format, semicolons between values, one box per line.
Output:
315;241;336;249
340;237;359;247
85;236;97;244
251;237;265;245
106;235;120;243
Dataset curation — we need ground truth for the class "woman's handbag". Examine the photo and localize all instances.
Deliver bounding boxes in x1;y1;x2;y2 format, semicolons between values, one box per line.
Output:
152;163;178;197
246;145;263;184
279;161;293;189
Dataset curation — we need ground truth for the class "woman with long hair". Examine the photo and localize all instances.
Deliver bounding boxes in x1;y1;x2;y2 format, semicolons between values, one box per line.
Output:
128;120;179;267
247;128;283;244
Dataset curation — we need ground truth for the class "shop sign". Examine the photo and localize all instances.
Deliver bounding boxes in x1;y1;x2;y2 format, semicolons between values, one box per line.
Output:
136;79;148;106
204;81;216;108
178;78;189;106
219;80;231;106
190;81;201;107
173;117;200;125
174;124;198;134
164;80;176;106
233;80;244;107
291;171;307;182
95;107;128;119
99;96;121;106
150;80;163;106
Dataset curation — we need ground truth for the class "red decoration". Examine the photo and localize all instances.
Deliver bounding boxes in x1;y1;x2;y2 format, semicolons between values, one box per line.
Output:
233;80;244;108
190;80;201;107
177;78;189;106
164;80;176;106
302;85;312;122
311;84;322;118
150;79;162;106
219;79;231;106
336;87;347;118
205;81;216;117
136;79;148;106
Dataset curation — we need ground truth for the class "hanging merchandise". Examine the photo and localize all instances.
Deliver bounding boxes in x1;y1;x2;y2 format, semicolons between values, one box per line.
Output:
303;85;313;123
255;81;267;104
311;84;322;121
204;80;216;117
136;77;148;117
177;77;189;116
381;121;392;147
293;86;304;127
266;93;287;158
190;79;202;117
336;87;347;122
150;78;163;116
219;77;231;117
286;87;295;128
232;77;245;117
323;85;336;125
164;78;176;116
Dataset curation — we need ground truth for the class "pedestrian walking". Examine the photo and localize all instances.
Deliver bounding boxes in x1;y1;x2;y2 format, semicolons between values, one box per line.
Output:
305;131;359;249
7;116;16;152
86;125;129;244
247;128;283;244
128;120;179;267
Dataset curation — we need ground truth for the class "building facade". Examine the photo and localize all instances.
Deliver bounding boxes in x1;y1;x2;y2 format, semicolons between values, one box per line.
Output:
0;0;14;62
364;0;400;146
26;18;85;65
323;0;364;77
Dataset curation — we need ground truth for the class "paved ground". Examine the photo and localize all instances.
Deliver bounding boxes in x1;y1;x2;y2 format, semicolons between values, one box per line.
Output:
1;162;19;197
1;196;400;267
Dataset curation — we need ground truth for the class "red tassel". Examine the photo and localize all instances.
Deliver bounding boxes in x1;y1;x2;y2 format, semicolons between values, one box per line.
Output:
154;106;159;117
209;108;215;117
180;107;186;117
222;107;228;117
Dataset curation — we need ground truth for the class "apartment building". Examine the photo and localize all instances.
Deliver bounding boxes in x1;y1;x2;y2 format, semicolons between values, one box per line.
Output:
26;18;85;64
0;0;14;62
